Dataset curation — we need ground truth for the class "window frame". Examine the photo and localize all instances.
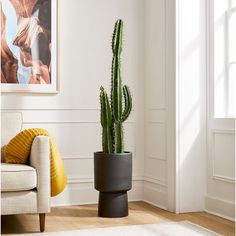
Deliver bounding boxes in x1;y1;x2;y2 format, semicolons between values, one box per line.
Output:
208;0;236;118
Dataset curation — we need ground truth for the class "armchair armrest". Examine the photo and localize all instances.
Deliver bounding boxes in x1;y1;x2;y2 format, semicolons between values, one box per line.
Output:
30;136;51;213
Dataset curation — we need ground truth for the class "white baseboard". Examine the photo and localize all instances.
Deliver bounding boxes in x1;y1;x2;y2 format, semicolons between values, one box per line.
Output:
205;195;235;221
143;180;168;210
142;199;168;211
205;209;235;222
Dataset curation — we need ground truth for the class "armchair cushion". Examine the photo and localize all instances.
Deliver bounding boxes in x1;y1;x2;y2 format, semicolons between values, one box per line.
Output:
4;128;67;196
1;163;36;192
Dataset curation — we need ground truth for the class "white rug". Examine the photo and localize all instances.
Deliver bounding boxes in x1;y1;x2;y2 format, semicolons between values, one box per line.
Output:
14;221;221;236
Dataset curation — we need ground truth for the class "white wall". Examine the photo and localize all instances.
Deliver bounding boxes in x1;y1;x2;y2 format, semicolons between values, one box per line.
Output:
144;0;176;211
2;0;234;219
205;0;235;220
2;0;177;211
144;0;168;210
175;0;235;217
144;0;235;218
175;0;207;212
1;0;145;206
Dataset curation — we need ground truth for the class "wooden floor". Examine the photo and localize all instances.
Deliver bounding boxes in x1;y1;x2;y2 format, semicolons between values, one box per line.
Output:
1;202;235;235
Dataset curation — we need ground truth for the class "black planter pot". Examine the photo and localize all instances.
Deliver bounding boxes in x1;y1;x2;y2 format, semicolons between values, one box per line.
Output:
94;152;132;218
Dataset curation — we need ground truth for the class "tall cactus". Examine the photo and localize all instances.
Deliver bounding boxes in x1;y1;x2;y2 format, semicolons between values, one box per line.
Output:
99;19;132;154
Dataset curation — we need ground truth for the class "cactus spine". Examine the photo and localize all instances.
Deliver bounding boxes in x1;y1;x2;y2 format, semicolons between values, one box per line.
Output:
100;19;132;154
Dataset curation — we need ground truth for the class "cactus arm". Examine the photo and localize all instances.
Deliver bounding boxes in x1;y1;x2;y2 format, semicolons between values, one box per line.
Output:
100;87;113;153
100;87;111;126
122;85;132;122
103;126;112;153
111;19;123;123
104;91;113;153
112;19;123;55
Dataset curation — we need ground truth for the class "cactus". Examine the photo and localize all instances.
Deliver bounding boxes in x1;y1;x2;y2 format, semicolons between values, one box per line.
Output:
99;19;132;154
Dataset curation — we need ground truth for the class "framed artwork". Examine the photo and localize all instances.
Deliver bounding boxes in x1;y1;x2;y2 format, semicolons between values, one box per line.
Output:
1;0;59;93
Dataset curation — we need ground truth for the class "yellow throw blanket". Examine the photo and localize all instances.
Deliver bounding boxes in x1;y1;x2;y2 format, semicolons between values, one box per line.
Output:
4;128;67;197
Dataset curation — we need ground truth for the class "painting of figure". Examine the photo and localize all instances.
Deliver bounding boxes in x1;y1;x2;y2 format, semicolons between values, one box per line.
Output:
1;0;58;93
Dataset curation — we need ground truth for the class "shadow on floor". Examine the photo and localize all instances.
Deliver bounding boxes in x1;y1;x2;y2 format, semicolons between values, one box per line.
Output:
1;215;39;235
49;206;98;217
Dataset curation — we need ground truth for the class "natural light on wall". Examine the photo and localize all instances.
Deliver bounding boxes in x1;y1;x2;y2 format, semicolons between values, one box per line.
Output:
213;0;236;118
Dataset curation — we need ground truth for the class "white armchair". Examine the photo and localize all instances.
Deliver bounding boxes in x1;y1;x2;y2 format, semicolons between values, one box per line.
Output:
1;112;51;232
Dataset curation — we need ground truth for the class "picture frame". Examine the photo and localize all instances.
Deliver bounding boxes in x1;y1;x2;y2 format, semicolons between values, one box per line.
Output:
1;0;59;93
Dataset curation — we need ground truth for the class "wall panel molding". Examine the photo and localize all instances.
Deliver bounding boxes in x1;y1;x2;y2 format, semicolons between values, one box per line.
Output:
62;156;93;160
2;108;100;111
24;121;100;124
146;109;166;123
67;175;144;185
211;129;235;183
147;155;166;161
3;109;136;124
68;177;94;184
212;175;235;184
211;129;235;135
143;175;167;187
23;121;135;124
147;121;165;124
144;0;169;210
147;108;166;111
146;122;167;161
52;179;144;207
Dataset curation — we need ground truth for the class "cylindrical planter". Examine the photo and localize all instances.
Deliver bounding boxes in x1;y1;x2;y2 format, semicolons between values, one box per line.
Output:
94;152;132;218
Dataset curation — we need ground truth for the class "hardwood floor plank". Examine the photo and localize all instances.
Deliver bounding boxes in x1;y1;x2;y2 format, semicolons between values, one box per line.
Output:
1;202;234;235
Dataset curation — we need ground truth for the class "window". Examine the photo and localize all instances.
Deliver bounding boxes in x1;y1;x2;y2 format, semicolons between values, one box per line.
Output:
211;0;236;118
227;1;236;116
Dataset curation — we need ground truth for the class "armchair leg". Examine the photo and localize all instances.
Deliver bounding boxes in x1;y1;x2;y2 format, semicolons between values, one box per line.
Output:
39;213;46;232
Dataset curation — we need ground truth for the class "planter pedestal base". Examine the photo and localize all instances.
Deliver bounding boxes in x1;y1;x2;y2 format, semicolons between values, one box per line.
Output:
98;191;128;217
